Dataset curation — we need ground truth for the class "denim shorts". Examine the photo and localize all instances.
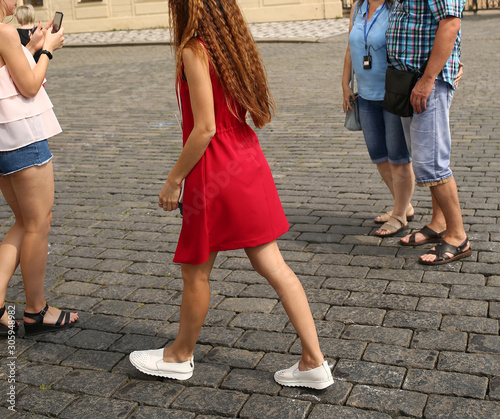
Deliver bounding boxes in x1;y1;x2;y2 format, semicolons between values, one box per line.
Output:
0;140;53;176
357;97;411;166
401;80;454;187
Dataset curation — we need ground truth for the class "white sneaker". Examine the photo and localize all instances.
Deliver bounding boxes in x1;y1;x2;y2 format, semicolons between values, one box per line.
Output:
129;349;194;380
274;360;334;390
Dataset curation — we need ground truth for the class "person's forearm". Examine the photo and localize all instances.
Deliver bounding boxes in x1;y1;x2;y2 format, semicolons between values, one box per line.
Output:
421;16;461;82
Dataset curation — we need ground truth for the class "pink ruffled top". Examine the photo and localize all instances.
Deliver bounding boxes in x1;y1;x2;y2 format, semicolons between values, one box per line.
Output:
0;43;61;151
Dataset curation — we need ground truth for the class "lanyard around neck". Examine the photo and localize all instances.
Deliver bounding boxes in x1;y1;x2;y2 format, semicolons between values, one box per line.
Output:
364;1;385;51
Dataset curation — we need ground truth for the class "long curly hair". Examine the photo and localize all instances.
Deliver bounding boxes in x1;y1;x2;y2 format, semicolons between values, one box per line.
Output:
168;0;275;128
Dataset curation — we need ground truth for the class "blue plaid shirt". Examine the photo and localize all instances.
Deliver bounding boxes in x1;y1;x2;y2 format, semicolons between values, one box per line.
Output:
386;0;465;89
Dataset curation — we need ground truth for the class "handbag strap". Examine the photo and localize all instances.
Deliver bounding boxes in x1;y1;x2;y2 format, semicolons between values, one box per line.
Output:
350;66;355;92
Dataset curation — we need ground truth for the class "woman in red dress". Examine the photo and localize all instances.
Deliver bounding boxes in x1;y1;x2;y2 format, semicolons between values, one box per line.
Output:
129;0;333;390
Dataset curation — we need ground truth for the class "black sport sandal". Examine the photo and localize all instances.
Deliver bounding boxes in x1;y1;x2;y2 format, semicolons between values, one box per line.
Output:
24;303;77;335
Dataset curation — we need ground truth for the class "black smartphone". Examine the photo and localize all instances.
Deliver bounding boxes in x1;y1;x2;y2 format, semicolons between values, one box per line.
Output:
52;11;63;33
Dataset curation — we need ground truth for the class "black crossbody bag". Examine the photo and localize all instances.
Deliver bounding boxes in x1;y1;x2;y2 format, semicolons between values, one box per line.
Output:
382;60;428;117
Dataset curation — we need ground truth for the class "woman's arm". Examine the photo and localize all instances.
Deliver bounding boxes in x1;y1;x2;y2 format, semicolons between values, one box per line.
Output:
0;23;63;98
342;1;357;113
159;46;216;212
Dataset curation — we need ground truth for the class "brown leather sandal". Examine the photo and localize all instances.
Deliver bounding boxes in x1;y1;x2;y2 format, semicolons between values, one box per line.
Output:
418;237;472;265
375;214;409;237
400;225;446;246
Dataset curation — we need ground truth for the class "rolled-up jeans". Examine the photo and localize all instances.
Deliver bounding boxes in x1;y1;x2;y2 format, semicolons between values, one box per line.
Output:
401;80;454;187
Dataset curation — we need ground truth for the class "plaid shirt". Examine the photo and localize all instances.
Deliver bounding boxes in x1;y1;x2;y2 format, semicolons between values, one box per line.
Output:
386;0;465;89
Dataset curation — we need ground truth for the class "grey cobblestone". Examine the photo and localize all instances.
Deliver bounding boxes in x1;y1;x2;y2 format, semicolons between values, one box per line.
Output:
2;12;500;418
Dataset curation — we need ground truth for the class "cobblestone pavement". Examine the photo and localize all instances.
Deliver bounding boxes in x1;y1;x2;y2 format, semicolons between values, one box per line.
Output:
1;11;500;419
63;18;350;46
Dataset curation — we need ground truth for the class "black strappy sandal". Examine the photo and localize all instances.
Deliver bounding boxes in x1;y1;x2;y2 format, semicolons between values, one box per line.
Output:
0;305;19;338
24;303;77;335
418;236;472;265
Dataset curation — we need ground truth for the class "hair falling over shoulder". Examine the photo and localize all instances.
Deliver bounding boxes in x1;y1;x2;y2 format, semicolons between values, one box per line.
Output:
168;0;276;128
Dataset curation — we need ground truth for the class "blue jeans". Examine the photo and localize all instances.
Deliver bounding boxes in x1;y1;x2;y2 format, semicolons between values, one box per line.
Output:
358;97;411;165
0;140;53;176
401;80;454;187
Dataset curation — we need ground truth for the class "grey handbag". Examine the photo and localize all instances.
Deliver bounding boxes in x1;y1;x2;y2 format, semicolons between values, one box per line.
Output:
344;67;362;131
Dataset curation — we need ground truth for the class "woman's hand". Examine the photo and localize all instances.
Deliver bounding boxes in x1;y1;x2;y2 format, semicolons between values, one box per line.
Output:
158;177;182;212
342;86;356;114
27;22;44;51
42;25;64;53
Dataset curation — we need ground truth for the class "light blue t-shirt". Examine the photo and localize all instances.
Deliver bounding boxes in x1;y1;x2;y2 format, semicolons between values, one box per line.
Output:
349;1;390;101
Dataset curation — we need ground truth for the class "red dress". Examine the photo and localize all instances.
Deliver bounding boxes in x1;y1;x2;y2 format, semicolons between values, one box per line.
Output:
173;58;289;265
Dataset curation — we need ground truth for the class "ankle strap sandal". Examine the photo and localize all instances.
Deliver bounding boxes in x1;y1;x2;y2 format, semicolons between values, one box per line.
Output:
0;305;20;337
24;303;77;335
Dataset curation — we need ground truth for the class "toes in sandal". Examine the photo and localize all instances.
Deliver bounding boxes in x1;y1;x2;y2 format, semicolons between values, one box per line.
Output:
0;305;20;338
375;214;409;237
375;204;414;224
400;225;445;246
418;237;472;265
24;303;77;335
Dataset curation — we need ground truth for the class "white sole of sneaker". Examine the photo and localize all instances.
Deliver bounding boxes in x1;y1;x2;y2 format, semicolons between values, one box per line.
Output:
129;354;193;380
274;377;334;390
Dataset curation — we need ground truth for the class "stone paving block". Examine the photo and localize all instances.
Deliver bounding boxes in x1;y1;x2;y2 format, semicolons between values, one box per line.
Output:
16;387;78;417
345;292;418;310
350;255;405;269
16;363;72;387
326;306;386;325
229;312;288;332
119;318;168;336
367;269;423;282
299;337;367;360
468;334;500;354
450;284;500;301
203;309;236;327
411;329;467;351
239;393;310;419
417;297;488;316
79;313;131;333
235;330;295;352
221;368;281;395
342;325;412;347
172;387;249;416
403;369;488;399
204;347;264;369
424;395;500;418
488;276;500;287
116;379;184;407
53;369;128;396
22;342;77;364
91;284;137;300
66;329;121;350
56;256;102;270
383;309;442;329
61;348;124;371
363;343;438;369
54;281;101;296
422;271;485;286
209;280;247;296
279;379;352;405
491;302;500;319
128;406;196;419
386;281;449;298
187;362;230;388
92;300;142;316
256;352;301;373
127;288;177;304
109;334;168;354
224;269;267;285
59;395;137;419
216;297;277;313
49;294;101;311
490;377;500;401
323;277;386;292
198;326;244;347
317;265;370;279
131;303;179;321
438;351;500;376
309;404;392;419
305;288;349;305
333;360;406;388
347;385;428;418
441;315;498;334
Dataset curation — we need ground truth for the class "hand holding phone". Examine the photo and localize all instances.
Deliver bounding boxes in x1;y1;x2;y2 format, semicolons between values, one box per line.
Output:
52;11;63;33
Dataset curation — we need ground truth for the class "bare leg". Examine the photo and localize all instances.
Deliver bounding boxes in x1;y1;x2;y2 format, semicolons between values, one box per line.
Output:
245;241;323;371
0;163;77;326
376;162;414;235
163;252;218;363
